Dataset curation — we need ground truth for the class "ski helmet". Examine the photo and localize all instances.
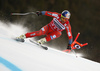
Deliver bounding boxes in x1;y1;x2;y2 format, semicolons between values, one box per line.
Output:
61;10;71;19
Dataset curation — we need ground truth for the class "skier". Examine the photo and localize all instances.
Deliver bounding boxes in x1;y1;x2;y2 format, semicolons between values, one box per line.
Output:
17;10;73;50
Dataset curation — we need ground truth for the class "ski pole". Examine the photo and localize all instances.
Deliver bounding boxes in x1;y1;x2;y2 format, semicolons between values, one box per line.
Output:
71;49;77;58
11;12;36;15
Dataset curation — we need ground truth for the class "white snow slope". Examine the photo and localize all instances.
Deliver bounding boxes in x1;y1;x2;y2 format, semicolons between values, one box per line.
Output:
0;21;100;71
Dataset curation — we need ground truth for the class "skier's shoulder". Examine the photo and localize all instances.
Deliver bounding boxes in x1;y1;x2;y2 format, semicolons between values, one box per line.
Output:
64;20;70;25
64;20;71;28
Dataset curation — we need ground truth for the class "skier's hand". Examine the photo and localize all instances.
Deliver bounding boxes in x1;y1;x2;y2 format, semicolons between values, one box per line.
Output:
36;11;42;16
67;44;71;50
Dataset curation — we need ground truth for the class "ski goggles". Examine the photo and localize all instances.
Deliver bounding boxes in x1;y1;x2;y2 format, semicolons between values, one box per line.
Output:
61;15;68;22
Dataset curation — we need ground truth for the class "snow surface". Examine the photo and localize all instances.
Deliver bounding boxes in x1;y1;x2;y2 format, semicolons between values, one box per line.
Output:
0;21;100;71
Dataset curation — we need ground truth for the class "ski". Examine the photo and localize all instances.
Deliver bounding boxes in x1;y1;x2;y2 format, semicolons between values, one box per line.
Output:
29;39;48;50
14;38;25;42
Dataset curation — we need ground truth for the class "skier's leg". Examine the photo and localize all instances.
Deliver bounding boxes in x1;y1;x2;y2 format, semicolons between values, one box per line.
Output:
37;25;53;44
25;30;43;38
25;25;49;38
37;26;62;44
16;25;49;40
45;31;62;42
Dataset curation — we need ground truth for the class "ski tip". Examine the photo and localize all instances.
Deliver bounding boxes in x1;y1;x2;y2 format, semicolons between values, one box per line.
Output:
45;47;48;50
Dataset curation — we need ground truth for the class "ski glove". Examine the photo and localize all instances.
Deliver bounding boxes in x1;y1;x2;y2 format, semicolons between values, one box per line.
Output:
67;44;71;50
36;11;42;16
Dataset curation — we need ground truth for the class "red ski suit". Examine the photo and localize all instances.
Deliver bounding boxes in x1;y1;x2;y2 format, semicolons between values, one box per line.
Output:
25;11;73;43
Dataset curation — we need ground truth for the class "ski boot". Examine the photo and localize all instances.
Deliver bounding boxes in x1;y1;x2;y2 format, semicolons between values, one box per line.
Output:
16;34;26;42
37;38;47;44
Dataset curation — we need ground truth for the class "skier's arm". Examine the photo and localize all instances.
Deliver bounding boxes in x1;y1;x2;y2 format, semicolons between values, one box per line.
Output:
65;23;73;49
36;11;59;18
